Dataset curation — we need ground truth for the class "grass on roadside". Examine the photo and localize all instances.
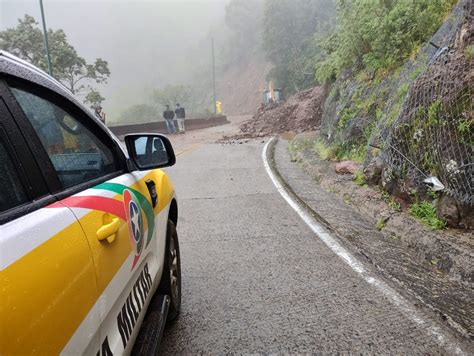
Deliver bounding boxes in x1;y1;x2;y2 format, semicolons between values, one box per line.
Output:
382;191;401;212
289;138;313;156
409;202;446;230
313;139;333;160
376;217;387;231
352;170;367;187
313;139;366;163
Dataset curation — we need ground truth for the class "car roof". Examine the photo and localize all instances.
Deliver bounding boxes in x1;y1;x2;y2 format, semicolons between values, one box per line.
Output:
0;50;127;155
0;50;96;121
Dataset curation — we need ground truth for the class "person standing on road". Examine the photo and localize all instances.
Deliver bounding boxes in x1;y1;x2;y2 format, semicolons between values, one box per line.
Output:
94;105;106;124
163;105;176;134
175;103;186;133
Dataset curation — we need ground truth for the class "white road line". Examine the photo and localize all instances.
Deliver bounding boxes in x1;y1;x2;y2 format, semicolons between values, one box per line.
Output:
262;137;465;355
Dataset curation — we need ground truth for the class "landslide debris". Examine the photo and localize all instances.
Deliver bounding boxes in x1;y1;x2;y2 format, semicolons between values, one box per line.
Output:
230;86;324;139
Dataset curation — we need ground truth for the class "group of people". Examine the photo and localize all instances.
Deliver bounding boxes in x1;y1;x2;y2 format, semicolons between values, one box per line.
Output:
163;103;186;134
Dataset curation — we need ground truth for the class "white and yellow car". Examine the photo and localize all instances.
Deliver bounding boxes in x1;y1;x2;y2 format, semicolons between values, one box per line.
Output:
0;51;181;355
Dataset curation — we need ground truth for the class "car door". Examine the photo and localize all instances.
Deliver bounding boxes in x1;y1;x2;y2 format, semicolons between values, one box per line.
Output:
7;80;164;354
0;90;100;355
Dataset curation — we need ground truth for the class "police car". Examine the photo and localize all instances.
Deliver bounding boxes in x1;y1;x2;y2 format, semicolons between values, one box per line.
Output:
0;51;181;355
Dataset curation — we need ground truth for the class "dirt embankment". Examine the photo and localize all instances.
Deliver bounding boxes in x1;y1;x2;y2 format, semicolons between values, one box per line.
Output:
229;86;324;139
217;57;272;115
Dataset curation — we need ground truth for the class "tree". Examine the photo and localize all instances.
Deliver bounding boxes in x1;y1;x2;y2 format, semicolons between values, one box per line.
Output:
151;85;193;108
262;0;336;93
0;15;110;99
84;89;105;107
119;104;159;123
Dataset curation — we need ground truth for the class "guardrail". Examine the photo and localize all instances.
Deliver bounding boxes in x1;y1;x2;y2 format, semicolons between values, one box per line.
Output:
108;115;229;138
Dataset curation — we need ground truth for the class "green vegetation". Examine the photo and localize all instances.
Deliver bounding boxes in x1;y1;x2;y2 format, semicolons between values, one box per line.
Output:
427;189;439;200
289;138;314;161
332;143;366;163
338;108;356;129
119;104;159;123
352;170;367;187
151;85;193;107
0;15;110;104
382;191;402;212
313;139;366;164
376;217;386;231
262;0;335;94
397;83;410;100
464;45;474;59
313;139;333;160
315;0;456;83
427;99;443;126
343;193;352;205
458;118;473;134
409;202;446;230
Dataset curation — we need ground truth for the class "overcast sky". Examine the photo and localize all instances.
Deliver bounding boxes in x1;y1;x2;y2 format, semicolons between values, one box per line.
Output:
0;0;229;117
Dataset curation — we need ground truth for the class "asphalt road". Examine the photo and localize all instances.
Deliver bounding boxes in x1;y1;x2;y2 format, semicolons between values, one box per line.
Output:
160;138;463;354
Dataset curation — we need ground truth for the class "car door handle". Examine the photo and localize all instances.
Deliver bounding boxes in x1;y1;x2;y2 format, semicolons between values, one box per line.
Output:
97;217;121;243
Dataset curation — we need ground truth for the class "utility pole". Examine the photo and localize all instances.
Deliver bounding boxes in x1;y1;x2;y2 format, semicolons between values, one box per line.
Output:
212;37;216;115
39;0;53;76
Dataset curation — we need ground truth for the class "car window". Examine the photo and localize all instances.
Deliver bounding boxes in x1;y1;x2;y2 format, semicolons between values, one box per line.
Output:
11;87;119;188
0;137;28;213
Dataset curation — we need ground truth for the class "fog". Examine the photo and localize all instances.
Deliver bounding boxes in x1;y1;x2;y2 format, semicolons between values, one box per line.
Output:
0;0;230;120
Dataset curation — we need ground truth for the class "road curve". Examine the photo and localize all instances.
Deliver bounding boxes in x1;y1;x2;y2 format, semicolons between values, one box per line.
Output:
160;140;462;354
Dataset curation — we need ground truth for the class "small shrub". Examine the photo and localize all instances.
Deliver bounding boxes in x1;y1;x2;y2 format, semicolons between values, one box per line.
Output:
464;45;474;59
409;202;446;230
343;193;352;205
289;138;313;155
458;118;473;134
397;83;410;100
333;143;366;163
353;170;367;187
376;218;386;231
338;108;356;129
313;139;333;160
427;99;443;126
382;191;401;211
427;189;439;200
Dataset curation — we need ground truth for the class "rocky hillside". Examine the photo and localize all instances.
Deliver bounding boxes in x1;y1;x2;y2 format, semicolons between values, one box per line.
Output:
240;0;473;228
320;0;473;228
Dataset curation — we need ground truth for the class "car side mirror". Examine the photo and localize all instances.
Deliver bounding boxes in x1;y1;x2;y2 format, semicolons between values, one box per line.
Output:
125;134;176;170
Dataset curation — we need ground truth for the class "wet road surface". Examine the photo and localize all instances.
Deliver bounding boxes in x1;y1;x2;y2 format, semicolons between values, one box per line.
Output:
160;140;462;354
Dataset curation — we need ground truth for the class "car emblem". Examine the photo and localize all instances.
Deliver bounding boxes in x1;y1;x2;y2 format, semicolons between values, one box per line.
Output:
124;189;144;268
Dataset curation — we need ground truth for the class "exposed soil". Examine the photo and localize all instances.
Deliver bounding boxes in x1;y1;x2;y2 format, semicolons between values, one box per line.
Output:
223;86;324;141
217;57;272;115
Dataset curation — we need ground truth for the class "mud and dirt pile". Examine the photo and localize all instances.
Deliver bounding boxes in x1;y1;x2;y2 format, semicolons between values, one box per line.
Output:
235;86;324;138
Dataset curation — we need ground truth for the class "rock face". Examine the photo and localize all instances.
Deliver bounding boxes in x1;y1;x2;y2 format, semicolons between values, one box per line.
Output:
438;194;474;229
364;156;384;185
438;195;460;227
335;161;360;175
459;203;474;230
317;1;472;226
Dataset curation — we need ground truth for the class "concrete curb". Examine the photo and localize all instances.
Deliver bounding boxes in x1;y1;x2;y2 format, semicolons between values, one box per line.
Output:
265;136;333;232
267;135;474;342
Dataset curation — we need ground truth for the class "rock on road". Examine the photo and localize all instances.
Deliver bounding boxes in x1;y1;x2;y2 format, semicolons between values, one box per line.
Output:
159;119;464;354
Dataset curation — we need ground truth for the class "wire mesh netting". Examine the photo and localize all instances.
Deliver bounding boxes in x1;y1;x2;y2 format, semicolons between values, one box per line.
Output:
384;0;473;205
